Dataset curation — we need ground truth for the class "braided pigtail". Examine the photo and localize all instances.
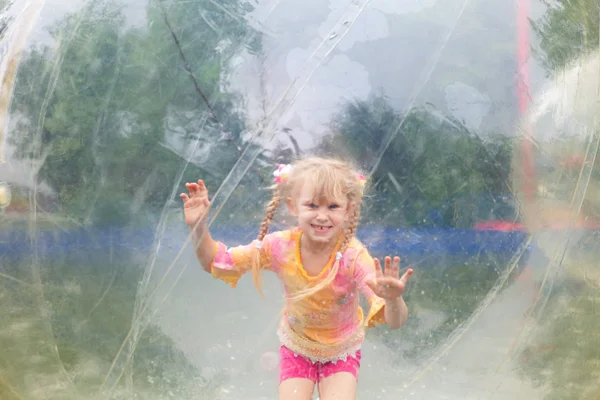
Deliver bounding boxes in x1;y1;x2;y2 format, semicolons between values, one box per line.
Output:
343;202;361;250
288;199;362;303
252;186;281;295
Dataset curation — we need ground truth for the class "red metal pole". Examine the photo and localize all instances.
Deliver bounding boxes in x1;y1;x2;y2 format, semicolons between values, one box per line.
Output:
517;0;536;203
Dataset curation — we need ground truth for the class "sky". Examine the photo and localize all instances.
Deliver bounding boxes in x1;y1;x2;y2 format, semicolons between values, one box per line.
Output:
229;0;537;149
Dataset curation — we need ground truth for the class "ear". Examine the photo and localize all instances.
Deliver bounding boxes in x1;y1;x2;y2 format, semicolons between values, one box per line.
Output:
345;201;355;218
286;197;298;216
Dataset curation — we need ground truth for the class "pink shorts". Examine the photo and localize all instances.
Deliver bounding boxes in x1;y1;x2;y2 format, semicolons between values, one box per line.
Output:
279;345;362;384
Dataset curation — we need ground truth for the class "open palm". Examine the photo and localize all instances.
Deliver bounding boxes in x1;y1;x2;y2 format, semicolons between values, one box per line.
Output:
180;179;211;229
367;256;413;300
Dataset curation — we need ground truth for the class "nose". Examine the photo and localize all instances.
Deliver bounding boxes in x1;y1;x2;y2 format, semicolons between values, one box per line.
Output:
315;208;329;221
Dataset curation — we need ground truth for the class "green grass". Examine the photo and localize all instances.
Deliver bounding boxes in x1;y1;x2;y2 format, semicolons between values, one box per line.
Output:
371;254;512;360
0;249;225;400
518;247;600;400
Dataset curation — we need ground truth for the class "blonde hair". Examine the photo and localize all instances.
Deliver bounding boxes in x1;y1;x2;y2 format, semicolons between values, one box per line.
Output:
252;156;366;301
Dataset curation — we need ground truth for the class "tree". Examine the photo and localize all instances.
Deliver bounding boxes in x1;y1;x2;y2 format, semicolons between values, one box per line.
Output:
9;0;264;226
531;0;600;72
318;95;515;227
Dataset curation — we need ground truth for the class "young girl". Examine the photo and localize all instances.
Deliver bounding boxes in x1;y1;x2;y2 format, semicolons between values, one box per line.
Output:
180;157;413;400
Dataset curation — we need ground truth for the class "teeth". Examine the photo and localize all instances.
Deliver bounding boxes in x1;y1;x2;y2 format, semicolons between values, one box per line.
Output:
312;225;330;230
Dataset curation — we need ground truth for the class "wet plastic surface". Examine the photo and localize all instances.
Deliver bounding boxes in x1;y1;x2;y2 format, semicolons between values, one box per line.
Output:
1;0;599;399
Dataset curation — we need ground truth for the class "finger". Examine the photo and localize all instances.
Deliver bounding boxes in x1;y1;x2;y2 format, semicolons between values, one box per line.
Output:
391;256;400;278
399;268;414;285
180;193;190;202
373;258;384;278
186;182;199;197
384;256;392;277
198;180;209;197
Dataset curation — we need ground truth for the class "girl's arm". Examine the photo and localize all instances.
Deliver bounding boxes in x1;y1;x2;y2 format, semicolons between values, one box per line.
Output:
384;296;408;329
192;224;217;273
182;180;275;289
180;180;217;272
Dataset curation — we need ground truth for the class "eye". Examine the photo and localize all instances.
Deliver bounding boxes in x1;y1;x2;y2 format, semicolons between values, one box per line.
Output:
305;203;318;209
329;204;340;210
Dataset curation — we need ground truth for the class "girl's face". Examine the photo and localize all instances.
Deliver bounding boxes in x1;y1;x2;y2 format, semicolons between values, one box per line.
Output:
287;182;352;246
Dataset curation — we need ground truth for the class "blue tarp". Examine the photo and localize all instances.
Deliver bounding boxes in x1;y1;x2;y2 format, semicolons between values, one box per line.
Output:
0;225;529;262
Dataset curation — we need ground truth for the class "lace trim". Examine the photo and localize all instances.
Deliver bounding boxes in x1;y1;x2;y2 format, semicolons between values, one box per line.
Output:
276;318;365;364
280;342;362;364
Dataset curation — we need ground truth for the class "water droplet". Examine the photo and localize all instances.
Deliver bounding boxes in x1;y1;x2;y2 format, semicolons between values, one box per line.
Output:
260;351;278;372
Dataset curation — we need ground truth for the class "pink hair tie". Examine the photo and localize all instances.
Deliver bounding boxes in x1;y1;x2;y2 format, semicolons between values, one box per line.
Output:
273;164;292;184
356;173;367;189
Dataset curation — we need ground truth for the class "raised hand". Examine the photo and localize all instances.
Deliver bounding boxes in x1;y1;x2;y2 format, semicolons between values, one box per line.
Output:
366;256;413;300
180;180;211;229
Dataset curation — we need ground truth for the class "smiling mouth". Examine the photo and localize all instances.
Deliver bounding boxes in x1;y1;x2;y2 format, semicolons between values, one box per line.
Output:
311;224;332;233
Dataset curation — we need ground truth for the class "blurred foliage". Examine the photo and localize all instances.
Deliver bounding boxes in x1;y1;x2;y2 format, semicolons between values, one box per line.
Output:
0;248;226;399
318;94;515;227
0;1;10;31
518;233;600;400
529;0;600;227
9;0;264;227
374;255;508;361
6;0;519;230
520;284;600;400
532;0;600;73
510;3;600;399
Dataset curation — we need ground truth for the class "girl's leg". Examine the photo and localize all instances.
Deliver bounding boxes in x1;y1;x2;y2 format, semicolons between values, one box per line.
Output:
317;372;357;400
278;346;316;400
278;378;315;400
316;350;361;400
